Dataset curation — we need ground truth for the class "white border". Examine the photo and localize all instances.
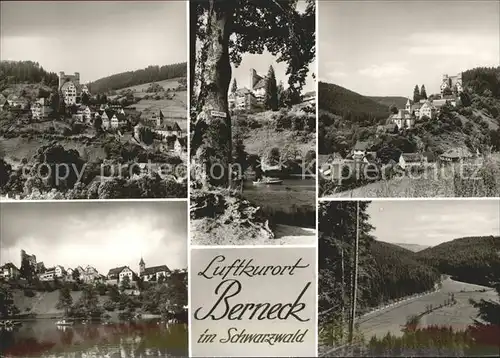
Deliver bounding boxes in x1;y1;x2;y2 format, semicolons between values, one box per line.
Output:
314;0;320;355
186;1;192;357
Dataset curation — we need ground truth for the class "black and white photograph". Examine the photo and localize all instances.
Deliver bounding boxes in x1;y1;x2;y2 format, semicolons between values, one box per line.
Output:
190;247;317;357
189;0;317;245
0;201;188;357
318;0;500;198
318;199;500;357
0;1;188;200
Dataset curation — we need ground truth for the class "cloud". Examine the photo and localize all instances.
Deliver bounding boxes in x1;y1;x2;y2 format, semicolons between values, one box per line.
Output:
406;32;499;64
358;62;410;79
327;70;348;78
0;202;188;273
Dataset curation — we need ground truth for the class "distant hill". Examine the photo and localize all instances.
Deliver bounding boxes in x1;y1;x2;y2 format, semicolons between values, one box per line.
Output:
391;243;430;252
89;62;187;93
318;81;390;125
368;96;408;110
417;236;500;287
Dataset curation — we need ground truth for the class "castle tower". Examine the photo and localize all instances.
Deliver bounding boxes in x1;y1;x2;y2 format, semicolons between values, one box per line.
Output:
249;68;263;90
139;257;145;275
74;72;80;86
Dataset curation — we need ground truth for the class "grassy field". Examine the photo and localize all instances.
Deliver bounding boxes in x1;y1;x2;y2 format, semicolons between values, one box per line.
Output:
128;90;187;130
358;277;498;339
11;289;110;316
326;154;500;198
119;78;184;94
235;108;316;157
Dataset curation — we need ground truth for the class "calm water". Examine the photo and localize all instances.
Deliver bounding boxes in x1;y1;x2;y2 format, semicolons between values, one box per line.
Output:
243;178;315;192
0;320;187;357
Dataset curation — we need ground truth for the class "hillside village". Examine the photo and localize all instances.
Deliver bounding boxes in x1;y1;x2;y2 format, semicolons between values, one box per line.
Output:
0;250;176;288
0;61;188;199
223;64;316;179
319;66;500;197
0;249;188;324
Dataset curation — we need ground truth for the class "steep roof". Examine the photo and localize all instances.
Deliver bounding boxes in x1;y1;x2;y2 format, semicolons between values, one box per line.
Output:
401;153;423;162
253;77;267;90
107;266;127;276
159;120;181;131
2;263;19;271
141;265;170;276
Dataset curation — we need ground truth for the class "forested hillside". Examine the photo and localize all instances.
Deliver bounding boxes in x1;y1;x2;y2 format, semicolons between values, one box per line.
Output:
0;61;58;90
463;66;500;99
318;201;440;327
368;96;408;110
318;82;390;125
88;63;187;93
417;236;500;287
369;240;440;306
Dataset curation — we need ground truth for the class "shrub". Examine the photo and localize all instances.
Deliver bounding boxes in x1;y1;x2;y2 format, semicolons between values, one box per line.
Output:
24;289;36;297
103;300;116;312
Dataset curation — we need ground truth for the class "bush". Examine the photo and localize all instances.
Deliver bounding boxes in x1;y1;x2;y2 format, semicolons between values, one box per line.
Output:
103;300;116;312
24;289;36;297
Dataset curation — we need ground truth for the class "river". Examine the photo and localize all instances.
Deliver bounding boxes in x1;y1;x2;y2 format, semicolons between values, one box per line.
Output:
0;319;187;357
243;178;316;192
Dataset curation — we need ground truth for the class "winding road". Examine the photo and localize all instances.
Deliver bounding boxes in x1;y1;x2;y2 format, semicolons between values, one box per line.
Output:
358;277;498;339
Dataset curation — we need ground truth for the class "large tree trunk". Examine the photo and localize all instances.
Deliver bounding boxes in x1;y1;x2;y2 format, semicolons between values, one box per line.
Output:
191;0;234;189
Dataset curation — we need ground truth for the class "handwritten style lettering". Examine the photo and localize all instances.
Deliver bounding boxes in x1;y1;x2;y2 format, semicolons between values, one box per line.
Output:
194;279;311;322
197;255;309;280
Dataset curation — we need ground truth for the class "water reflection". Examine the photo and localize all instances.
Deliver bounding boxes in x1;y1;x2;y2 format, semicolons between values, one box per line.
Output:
0;320;188;357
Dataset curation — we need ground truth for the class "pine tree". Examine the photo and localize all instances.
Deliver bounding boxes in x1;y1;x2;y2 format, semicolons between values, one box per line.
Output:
420;85;427;100
277;81;285;108
413;85;421;103
264;65;278;111
231;78;237;94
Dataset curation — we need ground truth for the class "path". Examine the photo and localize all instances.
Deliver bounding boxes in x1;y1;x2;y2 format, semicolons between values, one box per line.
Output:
358;277;497;339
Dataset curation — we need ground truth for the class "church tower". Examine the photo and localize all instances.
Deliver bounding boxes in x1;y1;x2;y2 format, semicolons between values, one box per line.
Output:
405;98;411;113
139;257;145;275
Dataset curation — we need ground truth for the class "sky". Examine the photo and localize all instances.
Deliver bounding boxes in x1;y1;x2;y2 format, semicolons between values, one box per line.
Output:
230;0;315;94
0;1;187;83
319;0;500;96
230;54;316;94
0;201;188;274
368;200;500;247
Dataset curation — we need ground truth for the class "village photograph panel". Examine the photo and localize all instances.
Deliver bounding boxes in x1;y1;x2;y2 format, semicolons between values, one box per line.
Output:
0;200;188;357
318;0;500;198
189;0;317;246
318;199;500;357
0;1;188;200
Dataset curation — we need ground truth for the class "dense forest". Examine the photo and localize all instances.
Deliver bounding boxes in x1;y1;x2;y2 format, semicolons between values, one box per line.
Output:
88;63;187;93
463;66;500;99
369;241;440;306
417;236;500;287
368;96;408;110
318;201;440;330
0;61;58;90
318;82;390;125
